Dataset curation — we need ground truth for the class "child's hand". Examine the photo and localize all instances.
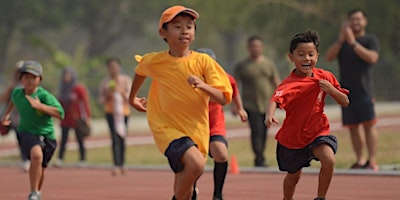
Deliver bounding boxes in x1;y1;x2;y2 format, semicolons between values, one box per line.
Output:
25;95;43;110
132;97;147;112
264;117;279;128
319;79;334;93
187;75;206;89
236;109;248;122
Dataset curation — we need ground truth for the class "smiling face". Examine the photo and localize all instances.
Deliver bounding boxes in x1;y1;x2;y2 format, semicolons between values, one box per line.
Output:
349;11;367;35
288;42;319;77
159;14;196;51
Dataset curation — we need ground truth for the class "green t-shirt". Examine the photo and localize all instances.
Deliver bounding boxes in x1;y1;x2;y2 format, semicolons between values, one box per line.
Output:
11;86;64;139
234;57;280;113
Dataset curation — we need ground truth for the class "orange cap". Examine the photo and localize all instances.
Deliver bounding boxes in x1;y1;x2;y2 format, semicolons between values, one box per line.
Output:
159;5;199;30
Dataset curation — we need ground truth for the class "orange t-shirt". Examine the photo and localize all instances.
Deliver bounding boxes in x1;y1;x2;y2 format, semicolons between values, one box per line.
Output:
271;68;349;149
135;50;232;156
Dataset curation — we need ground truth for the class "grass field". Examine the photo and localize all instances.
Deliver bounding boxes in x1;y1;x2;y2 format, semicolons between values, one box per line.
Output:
2;126;398;170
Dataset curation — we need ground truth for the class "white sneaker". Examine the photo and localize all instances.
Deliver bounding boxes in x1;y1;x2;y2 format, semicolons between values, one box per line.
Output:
53;159;63;168
22;161;30;172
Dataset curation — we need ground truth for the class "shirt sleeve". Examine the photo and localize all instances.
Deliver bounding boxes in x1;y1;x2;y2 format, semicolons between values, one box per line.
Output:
203;58;233;104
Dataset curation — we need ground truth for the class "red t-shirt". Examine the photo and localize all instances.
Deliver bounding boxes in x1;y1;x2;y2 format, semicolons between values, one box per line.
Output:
209;74;238;136
59;84;91;127
271;68;349;149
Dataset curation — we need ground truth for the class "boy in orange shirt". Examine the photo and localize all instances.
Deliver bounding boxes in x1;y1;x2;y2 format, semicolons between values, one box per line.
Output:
265;31;349;200
129;5;232;200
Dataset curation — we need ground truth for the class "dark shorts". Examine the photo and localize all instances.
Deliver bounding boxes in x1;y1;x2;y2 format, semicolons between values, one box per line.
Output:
342;96;376;125
208;135;228;158
164;137;196;173
20;132;57;168
276;135;338;174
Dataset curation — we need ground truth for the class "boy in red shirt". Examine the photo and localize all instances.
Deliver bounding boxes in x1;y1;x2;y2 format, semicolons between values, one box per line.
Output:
265;31;349;200
197;48;247;200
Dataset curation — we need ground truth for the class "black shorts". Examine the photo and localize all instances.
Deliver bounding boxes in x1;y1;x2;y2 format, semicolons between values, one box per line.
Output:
164;137;196;173
276;135;338;174
20;132;57;168
342;96;376;125
208;135;228;158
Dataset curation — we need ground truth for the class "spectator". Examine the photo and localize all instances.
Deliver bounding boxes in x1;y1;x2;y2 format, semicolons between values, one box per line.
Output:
325;9;380;171
234;36;281;167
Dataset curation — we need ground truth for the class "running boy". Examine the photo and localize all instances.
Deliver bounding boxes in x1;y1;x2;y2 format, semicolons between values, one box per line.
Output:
265;31;349;200
196;48;247;200
129;5;232;200
1;61;64;200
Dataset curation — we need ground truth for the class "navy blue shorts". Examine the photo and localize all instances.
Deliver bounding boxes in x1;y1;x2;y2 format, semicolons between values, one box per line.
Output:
342;96;376;125
164;137;196;173
276;135;338;174
20;132;57;168
208;135;228;158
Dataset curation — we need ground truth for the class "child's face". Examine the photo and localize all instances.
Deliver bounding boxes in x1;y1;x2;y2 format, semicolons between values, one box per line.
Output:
160;15;195;49
21;73;41;91
288;42;318;77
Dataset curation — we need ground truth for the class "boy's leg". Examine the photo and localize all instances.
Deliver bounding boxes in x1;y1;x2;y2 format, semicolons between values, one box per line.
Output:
174;146;205;200
209;137;229;199
29;145;44;192
312;143;336;198
283;170;301;200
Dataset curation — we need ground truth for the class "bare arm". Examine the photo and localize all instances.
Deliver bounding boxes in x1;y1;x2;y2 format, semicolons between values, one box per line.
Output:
188;75;227;105
351;42;379;64
128;74;147;112
231;93;248;122
0;102;14;126
319;80;349;107
25;95;63;119
265;101;279;128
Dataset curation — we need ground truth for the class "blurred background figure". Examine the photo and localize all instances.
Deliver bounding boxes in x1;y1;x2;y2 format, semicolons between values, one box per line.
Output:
0;60;30;172
325;9;380;171
234;36;281;167
99;57;132;176
55;67;91;167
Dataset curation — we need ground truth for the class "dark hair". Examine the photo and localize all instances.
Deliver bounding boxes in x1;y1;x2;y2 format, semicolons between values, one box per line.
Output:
289;30;320;53
105;57;121;66
247;36;263;45
348;8;366;18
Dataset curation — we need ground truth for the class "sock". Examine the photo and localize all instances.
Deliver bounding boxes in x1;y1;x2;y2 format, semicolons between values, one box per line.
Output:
191;181;197;200
213;161;228;198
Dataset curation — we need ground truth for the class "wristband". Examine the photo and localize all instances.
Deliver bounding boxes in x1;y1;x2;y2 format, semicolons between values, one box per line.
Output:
350;41;358;49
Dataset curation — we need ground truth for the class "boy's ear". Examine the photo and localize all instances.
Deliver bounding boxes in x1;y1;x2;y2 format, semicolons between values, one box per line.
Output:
287;53;293;62
159;28;166;39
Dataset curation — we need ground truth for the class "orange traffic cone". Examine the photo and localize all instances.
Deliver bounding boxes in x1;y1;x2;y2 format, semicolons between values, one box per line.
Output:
229;154;240;174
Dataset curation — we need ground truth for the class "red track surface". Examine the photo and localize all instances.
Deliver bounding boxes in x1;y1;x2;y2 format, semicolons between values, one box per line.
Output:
0;166;398;200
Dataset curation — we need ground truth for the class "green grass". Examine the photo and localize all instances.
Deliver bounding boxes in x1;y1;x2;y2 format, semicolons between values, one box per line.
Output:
2;127;399;169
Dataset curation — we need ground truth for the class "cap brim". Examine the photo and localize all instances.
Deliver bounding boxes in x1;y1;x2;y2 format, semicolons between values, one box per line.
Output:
21;69;41;76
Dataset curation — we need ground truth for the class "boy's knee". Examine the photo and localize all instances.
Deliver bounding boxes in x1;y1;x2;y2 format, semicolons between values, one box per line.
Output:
186;159;205;177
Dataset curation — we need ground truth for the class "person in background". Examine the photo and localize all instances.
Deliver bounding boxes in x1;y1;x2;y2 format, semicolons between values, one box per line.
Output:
99;57;132;176
55;67;91;167
197;48;247;200
0;60;30;172
325;9;380;171
234;36;281;167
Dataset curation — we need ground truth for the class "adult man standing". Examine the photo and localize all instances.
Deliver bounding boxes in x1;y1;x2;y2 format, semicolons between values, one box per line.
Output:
326;9;380;171
234;36;280;167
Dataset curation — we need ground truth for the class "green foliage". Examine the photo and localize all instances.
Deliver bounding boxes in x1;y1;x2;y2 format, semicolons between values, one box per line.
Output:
1;0;400;100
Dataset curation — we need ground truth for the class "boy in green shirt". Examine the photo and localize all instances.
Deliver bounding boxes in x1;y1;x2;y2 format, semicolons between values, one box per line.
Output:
1;60;64;200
